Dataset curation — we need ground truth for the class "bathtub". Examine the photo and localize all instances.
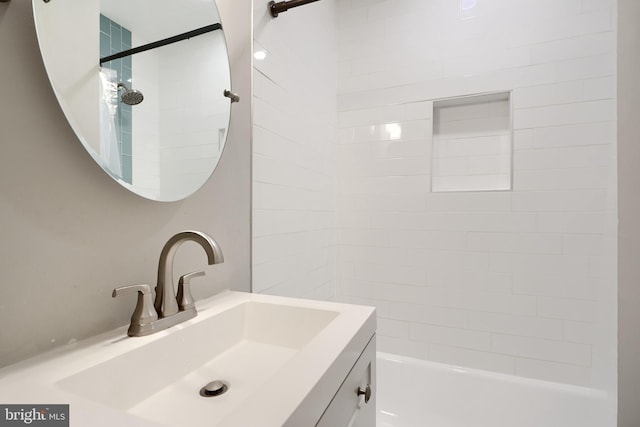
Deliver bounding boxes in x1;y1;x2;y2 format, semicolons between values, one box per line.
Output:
376;352;616;427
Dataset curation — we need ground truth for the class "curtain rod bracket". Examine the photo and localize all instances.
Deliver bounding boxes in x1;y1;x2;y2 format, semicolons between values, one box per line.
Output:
269;0;321;18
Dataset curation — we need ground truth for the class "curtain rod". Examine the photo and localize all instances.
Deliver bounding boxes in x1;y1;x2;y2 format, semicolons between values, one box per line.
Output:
100;23;222;65
269;0;322;18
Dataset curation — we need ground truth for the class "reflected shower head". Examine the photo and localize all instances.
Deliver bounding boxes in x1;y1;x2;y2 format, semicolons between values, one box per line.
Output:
117;82;144;106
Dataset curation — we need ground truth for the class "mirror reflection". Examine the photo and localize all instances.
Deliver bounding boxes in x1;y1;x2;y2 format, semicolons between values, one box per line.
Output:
33;0;232;201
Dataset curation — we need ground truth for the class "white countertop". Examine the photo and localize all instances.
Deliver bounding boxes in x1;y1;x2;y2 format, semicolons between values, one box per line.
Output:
0;291;376;427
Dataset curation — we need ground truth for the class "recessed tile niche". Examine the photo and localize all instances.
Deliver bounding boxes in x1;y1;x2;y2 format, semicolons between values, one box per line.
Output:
431;92;512;192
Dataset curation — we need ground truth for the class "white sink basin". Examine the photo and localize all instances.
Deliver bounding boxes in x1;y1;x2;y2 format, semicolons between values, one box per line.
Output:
58;301;339;425
0;291;375;427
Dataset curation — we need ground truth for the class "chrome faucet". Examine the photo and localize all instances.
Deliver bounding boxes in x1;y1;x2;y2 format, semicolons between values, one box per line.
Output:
155;231;224;317
113;230;224;337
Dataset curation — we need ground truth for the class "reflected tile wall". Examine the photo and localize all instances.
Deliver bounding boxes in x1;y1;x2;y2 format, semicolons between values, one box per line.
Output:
100;14;132;183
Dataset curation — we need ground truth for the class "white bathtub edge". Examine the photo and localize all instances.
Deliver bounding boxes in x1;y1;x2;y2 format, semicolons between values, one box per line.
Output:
376;351;612;399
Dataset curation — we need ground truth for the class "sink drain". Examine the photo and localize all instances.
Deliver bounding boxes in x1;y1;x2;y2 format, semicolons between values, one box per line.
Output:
200;380;229;397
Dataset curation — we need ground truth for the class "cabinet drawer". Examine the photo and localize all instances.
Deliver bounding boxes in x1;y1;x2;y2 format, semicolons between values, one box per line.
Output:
316;335;376;427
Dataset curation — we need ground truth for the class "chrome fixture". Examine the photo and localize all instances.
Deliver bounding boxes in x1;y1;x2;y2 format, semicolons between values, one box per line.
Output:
117;83;144;106
269;0;321;18
113;230;224;337
200;380;229;397
112;284;158;335
223;89;240;103
155;231;224;316
357;384;372;403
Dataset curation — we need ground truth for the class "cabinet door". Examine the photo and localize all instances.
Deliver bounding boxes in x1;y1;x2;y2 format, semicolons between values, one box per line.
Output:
317;335;376;427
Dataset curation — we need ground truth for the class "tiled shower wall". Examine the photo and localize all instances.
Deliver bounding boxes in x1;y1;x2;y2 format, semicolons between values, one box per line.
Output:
252;0;338;299
100;14;133;183
337;0;617;389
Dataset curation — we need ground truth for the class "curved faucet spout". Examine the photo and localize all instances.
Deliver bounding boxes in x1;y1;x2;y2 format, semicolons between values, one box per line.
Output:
155;230;224;317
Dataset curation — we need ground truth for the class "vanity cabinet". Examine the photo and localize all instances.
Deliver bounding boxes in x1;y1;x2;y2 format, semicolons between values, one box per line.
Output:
316;335;376;427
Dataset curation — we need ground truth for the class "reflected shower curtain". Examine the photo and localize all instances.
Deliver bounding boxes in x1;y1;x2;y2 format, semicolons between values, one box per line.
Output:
98;68;122;178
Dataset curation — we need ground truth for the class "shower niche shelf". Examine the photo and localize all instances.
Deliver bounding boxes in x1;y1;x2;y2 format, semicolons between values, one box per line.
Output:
431;91;512;193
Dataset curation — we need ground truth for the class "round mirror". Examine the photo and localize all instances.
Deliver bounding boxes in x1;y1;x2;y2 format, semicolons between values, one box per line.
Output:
32;0;232;201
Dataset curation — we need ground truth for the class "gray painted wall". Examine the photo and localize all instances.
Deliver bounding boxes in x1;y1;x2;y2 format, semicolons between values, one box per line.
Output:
0;0;252;368
618;0;640;425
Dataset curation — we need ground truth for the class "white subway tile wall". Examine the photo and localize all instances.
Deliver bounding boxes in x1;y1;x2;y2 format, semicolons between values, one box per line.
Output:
337;0;617;389
252;0;338;300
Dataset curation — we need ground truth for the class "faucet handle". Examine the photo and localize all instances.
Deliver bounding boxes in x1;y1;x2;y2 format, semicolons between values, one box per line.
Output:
112;284;159;332
177;271;206;311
